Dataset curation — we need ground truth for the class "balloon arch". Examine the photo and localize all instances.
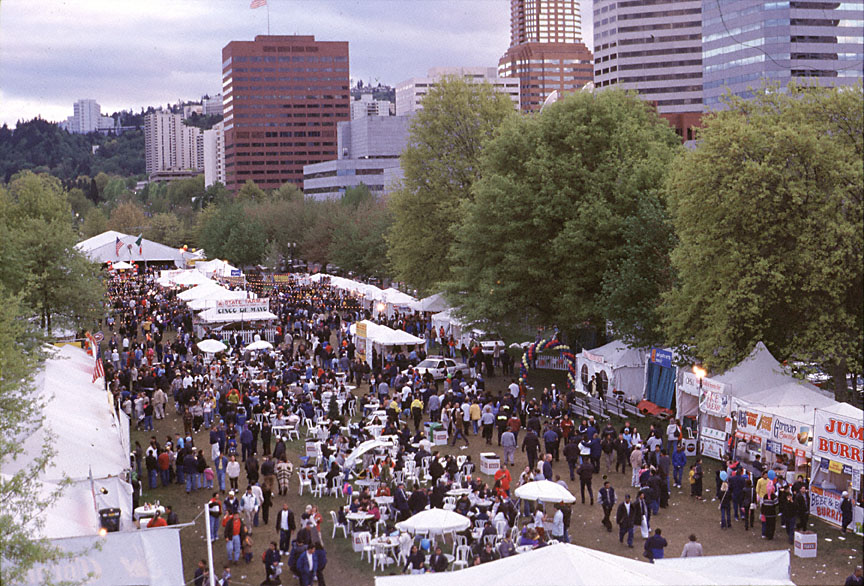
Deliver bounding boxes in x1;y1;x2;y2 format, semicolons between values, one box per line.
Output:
519;337;578;391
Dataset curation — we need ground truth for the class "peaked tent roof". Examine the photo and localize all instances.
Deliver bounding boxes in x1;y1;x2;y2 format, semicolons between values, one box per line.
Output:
350;320;425;346
656;550;794;585
413;293;450;313
583;339;645;369
76;230;185;267
714;342;833;399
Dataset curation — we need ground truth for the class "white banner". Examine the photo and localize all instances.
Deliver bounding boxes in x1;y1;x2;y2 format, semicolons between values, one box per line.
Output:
733;398;811;450
681;372;728;396
699;388;730;417
213;298;268;315
813;409;864;471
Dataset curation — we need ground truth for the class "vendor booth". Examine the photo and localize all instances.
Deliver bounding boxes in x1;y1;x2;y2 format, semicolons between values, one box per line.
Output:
576;340;646;402
810;402;864;535
350;320;425;369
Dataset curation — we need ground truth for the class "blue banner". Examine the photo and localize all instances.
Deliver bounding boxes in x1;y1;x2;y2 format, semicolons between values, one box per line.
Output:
650;347;673;368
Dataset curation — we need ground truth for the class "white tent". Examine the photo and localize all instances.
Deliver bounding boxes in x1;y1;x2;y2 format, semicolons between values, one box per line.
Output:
157;269;212;287
76;230;185;267
395;509;471;536
514;479;576;504
431;308;464;336
374;543;794;586
196;258;242;279
177;281;233;301
577;340;646;401
22;528;186;586
186;287;248;310
413;293;450;313
198;307;277;324
111;260;134;270
656;550;794;585
197;339;228;353
379;287;417;306
351;320;425;368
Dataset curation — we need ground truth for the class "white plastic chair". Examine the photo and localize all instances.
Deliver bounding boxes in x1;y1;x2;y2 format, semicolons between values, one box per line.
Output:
286;424;300;442
451;533;467;555
372;543;395;571
298;469;313;496
451;545;472;570
330;510;348;538
312;474;326;499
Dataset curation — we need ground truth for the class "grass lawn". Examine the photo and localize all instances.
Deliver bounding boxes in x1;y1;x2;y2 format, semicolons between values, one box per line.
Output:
132;368;862;586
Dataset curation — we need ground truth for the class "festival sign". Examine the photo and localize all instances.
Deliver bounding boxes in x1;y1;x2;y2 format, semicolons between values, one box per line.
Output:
810;485;845;527
681;372;728;396
699;388;730;417
213;298;269;316
649;347;673;368
813;409;864;471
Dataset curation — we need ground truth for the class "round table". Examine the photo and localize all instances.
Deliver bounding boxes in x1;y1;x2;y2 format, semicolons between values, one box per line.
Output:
371;536;399;551
447;488;470;497
346;511;374;533
474;499;493;508
134;504;165;522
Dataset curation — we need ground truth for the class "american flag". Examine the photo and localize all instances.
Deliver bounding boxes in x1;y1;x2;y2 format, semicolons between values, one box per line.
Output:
115;236;123;257
87;332;105;382
250;0;267;8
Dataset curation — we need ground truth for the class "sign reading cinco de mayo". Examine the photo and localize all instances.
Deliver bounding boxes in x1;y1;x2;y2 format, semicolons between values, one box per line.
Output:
214;298;269;316
813;409;864;470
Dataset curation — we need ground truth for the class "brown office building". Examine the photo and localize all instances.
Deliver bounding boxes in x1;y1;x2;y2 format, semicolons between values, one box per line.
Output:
498;0;593;113
221;35;350;191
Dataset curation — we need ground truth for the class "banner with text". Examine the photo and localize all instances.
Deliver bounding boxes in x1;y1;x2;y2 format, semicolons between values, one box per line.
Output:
813;408;864;471
213;298;269;316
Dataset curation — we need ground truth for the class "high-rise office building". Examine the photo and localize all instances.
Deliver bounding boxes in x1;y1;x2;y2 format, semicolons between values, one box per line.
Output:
498;0;594;112
144;111;203;177
203;121;226;188
221;35;350;191
702;0;864;108
395;67;521;116
593;0;704;139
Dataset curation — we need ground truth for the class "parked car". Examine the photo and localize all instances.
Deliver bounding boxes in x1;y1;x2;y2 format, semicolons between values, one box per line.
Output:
402;356;470;380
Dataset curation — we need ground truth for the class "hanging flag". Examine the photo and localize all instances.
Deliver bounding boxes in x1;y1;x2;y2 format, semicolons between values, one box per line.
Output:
92;343;105;383
115;236;123;257
250;0;267;8
135;234;143;254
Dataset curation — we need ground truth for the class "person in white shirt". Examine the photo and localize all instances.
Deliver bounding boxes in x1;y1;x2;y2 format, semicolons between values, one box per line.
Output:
508;380;520;400
239;487;259;533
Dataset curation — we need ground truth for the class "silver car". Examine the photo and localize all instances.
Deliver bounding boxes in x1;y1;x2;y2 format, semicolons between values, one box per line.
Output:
403;356;470;380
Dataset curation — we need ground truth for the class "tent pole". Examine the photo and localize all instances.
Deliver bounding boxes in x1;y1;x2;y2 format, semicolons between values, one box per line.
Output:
204;502;216;586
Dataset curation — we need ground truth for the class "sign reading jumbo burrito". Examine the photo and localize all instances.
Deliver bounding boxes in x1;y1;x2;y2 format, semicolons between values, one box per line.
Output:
813;409;864;470
214;298;269;315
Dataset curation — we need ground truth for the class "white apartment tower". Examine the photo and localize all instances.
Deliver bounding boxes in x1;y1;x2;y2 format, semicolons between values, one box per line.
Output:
395;67;521;116
203;121;226;188
144;111;204;176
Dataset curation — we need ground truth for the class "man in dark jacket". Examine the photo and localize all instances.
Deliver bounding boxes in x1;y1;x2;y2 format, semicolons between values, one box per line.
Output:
522;430;540;471
564;437;581;481
794;485;810;531
577;459;594;505
599;480;616;532
263;541;281;585
408;486;428;515
644;528;668;561
616;494;641;547
275;503;296;554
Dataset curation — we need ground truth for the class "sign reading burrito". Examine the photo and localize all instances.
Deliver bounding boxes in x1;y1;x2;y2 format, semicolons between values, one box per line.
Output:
813;409;864;471
214;298;269;315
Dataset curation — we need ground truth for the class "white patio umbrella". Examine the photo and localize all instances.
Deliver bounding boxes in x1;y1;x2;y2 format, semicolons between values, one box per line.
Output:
514;480;576;504
246;339;273;351
344;438;395;468
395;509;471;536
197;339;227;354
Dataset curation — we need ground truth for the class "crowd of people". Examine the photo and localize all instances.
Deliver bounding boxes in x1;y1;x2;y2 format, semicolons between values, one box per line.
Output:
97;269;854;584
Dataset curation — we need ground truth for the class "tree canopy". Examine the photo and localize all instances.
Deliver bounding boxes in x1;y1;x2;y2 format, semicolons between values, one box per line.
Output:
662;83;863;397
387;76;516;293
446;90;680;346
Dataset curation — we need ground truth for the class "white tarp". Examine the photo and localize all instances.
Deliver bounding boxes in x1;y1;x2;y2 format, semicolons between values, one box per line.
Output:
656;550;794;585
375;543;793;586
22;527;186;586
577;340;646;401
4;345;129;482
76;230;185;267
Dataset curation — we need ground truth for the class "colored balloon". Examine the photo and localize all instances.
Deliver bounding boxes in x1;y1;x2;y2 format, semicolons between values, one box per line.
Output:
768;470;776;480
720;471;728;481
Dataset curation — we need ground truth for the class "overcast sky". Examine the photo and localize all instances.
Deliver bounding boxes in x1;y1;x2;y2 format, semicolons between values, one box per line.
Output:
0;0;594;127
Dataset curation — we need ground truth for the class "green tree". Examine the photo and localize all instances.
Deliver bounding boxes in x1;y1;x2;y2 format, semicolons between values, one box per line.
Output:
107;201;148;235
237;180;266;202
662;83;863;399
81;207;108;238
329;194;392;279
387;76;516;292
146;212;184;247
446;90;680;346
197;202;266;266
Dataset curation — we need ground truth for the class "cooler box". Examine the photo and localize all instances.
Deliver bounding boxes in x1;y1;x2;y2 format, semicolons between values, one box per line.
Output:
305;441;320;458
480;452;500;475
352;531;371;552
99;507;121;533
682;438;697;456
433;430;448;445
794;531;817;558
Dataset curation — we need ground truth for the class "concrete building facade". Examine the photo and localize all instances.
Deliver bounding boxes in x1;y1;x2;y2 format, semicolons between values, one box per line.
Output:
63;99;116;134
143;111;203;177
395;67;521;116
221;35;350;191
303;115;410;200
203;121;226;188
351;93;392;119
499;0;594;112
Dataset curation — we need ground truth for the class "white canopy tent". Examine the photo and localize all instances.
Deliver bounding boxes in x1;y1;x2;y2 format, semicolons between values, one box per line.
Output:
576;340;646;401
22;528;186;585
198;307;278;324
157;269;212;287
76;230;185;267
412;293;450;313
196;258;242;279
186;288;248;310
375;543;794;586
111;260;134;270
514;479;576;504
350;320;425;368
395;509;471;536
177;281;233;301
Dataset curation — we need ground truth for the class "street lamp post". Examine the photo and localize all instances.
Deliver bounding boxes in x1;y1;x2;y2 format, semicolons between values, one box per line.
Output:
693;365;706;456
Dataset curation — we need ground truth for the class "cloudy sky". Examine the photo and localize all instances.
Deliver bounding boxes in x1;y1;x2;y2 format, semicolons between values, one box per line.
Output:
0;0;594;127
